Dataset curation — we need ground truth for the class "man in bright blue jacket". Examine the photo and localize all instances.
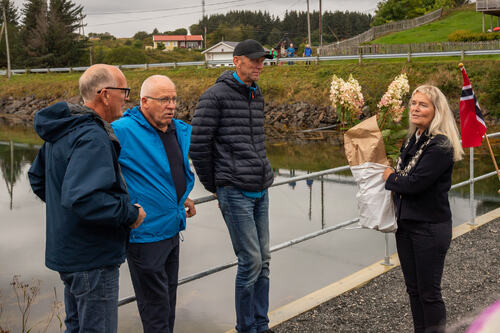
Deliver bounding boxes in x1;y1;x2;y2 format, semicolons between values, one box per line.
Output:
28;64;146;333
112;75;195;333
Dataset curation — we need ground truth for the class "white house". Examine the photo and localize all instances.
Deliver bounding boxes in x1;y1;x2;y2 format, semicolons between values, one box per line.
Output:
201;41;239;66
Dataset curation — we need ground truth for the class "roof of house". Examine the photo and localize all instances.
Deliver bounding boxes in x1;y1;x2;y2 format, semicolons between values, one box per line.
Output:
153;35;203;42
201;41;239;54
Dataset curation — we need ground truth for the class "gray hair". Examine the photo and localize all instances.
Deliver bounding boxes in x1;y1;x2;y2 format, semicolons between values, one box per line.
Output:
79;66;117;103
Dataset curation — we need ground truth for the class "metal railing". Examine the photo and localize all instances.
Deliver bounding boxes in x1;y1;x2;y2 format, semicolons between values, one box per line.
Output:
2;47;500;76
477;0;500;11
117;131;500;306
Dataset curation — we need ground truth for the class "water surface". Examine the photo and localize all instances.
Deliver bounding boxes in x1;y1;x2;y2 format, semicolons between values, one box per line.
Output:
0;129;498;332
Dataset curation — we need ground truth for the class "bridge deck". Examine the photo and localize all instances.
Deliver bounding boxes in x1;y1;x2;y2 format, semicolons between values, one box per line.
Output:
271;208;500;332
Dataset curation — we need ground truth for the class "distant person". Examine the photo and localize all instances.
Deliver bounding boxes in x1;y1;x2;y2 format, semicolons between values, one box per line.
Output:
269;47;278;65
190;39;274;333
280;43;286;66
303;44;313;65
28;64;146;333
287;43;295;65
112;75;196;333
383;85;464;333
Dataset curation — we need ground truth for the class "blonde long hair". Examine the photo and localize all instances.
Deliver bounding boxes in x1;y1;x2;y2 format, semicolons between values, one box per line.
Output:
408;85;464;161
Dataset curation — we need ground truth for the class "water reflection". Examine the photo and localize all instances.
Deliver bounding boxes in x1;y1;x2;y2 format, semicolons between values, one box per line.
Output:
0;142;39;210
0;129;499;333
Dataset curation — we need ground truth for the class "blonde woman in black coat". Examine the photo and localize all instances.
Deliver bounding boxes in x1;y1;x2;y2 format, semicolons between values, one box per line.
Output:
383;85;464;333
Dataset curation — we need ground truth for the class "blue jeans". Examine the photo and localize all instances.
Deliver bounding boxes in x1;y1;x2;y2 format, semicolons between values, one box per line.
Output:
216;186;271;333
59;265;119;333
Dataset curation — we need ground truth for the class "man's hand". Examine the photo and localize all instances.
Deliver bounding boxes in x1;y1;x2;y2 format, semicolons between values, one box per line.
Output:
383;167;395;181
130;204;146;229
184;198;196;218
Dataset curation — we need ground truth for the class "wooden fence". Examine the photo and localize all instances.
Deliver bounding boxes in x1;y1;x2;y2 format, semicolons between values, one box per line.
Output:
320;40;500;56
319;8;443;56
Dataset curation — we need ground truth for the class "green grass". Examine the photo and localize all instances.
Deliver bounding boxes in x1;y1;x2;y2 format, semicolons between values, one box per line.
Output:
371;8;485;44
0;58;499;117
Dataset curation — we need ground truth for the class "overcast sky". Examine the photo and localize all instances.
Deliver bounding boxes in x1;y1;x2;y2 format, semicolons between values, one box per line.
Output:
12;0;380;38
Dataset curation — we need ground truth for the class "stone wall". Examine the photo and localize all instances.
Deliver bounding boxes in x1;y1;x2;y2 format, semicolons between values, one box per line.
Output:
0;97;339;132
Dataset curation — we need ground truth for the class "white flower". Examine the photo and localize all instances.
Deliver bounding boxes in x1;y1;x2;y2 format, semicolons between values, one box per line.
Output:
377;73;409;123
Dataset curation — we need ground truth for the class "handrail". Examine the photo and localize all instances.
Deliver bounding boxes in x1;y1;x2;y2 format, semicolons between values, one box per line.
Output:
2;48;500;76
117;131;500;307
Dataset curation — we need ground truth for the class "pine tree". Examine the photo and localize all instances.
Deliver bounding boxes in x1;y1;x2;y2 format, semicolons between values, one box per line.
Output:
20;0;49;66
0;0;19;26
0;0;21;67
46;0;85;66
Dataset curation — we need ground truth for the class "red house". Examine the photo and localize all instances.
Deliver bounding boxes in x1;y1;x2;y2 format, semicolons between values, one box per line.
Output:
152;35;203;51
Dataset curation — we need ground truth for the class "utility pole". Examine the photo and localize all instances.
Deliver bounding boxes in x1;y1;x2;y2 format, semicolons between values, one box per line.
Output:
306;0;311;46
202;0;207;49
319;0;323;48
2;6;11;79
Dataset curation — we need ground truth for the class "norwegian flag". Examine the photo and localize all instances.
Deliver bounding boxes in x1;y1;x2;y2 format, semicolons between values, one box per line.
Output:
460;66;486;148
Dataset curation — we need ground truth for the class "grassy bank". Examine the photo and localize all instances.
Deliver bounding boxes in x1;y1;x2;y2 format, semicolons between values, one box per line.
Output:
371;5;484;44
1;58;498;117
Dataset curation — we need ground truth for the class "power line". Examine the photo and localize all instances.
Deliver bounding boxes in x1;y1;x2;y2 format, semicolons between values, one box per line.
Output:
87;0;268;28
85;0;248;16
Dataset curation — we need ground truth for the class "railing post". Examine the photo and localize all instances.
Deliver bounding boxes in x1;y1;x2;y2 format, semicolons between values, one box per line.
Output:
321;175;325;229
461;50;465;61
358;47;362;65
468;147;476;226
381;233;393;266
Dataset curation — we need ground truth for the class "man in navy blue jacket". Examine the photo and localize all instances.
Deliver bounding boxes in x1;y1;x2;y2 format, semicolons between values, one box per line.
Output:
112;75;195;333
28;64;146;333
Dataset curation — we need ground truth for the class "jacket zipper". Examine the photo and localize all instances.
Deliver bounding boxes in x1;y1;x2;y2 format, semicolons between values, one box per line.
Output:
248;88;266;188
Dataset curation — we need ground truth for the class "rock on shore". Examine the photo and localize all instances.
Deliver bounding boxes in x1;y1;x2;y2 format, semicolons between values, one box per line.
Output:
0;97;339;131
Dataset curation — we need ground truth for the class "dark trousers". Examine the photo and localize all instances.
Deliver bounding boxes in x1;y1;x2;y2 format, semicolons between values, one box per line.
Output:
396;219;452;333
127;235;180;333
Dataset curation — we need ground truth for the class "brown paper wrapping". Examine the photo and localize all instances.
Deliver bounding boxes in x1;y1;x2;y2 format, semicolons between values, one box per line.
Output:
344;115;390;167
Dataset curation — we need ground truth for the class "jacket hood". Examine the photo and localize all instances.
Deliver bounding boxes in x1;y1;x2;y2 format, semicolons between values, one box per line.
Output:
34;102;98;143
216;70;261;96
216;70;238;86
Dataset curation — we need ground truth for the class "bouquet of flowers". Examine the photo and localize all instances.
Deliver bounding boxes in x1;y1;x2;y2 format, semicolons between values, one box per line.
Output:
376;73;410;163
330;74;364;129
342;73;411;233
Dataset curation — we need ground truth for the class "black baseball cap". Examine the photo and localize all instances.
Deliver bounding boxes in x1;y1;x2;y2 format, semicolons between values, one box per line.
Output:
233;39;273;59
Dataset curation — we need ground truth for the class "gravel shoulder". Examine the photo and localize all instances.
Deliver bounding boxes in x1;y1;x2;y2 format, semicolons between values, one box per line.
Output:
274;217;500;333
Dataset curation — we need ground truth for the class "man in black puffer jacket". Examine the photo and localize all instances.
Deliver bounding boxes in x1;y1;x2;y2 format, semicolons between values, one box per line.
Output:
190;40;274;333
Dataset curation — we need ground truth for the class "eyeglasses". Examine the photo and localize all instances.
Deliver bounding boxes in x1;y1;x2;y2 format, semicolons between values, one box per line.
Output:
97;87;131;99
145;96;177;105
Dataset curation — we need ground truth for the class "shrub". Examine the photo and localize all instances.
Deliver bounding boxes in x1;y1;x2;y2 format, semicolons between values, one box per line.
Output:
103;46;147;64
448;30;500;42
483;66;500;117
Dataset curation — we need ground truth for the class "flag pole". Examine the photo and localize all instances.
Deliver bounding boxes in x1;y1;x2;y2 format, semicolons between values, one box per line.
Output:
459;63;500;193
483;135;500;194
